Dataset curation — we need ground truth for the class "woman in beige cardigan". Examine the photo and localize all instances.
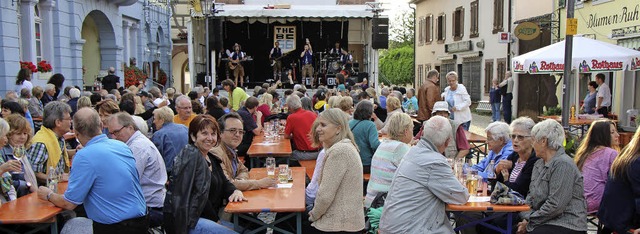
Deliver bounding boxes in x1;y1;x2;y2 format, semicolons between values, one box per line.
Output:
308;108;365;233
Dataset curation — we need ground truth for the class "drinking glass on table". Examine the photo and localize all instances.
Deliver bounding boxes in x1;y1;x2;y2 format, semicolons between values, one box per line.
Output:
466;169;479;196
278;164;289;184
266;157;276;179
11;146;25;174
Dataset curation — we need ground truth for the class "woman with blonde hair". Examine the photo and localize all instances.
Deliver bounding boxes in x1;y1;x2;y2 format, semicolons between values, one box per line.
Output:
77;96;92;109
364;113;413;207
256;93;272;124
338;96;354;116
598;125;640;233
379;96;402;134
327;96;341;109
574;119;618;214
443;71;472;130
308;108;364;233
0;118;21;203
1;114;37;198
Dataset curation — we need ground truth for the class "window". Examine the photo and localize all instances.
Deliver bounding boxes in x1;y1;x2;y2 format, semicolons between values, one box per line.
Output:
453;7;464;41
470;1;479;38
417;64;424;84
497;58;507;82
493;0;504;34
484;60;494;93
418;16;425;46
426;14;433;44
35;5;42;62
437;14;446;43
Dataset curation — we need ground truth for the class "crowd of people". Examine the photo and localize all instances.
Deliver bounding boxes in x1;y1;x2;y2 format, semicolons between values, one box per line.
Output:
0;66;637;234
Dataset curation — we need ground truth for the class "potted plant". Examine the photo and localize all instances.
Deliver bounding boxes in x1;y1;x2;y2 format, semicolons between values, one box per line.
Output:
124;64;148;88
20;61;37;73
37;60;53;80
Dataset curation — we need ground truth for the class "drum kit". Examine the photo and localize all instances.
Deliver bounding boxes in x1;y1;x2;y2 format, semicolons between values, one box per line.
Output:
318;52;354;75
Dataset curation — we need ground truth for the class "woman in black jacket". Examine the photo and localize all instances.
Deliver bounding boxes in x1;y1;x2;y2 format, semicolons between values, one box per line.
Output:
205;96;226;121
163;114;246;234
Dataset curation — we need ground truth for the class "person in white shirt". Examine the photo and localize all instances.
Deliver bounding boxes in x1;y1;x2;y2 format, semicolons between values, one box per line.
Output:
595;73;612;117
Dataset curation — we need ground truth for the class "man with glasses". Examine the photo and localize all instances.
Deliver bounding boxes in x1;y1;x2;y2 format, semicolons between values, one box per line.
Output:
236;97;263;159
173;95;196;127
211;113;277;190
106;112;167;228
28;101;75;185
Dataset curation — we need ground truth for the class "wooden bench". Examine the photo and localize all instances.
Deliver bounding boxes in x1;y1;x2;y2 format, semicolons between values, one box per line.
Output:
475;100;492;113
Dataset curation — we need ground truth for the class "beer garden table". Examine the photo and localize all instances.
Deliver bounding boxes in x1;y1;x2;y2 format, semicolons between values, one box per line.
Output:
224;167;306;234
447;200;530;234
0;182;68;234
247;134;292;168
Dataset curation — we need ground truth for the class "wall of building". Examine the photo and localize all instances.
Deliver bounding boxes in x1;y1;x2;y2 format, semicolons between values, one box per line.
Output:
414;0;509;101
0;0;171;95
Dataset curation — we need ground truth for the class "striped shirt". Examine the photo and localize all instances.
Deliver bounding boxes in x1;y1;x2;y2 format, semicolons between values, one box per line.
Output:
364;140;410;207
521;150;587;232
509;161;526;183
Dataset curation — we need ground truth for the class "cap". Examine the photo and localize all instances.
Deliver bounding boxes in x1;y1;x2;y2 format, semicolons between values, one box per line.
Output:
432;101;450;114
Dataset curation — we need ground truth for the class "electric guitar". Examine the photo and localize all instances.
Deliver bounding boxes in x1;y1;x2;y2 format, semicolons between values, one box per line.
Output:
270;51;293;67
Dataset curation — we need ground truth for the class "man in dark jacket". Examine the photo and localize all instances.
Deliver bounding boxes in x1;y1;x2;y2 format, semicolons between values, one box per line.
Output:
102;67;120;92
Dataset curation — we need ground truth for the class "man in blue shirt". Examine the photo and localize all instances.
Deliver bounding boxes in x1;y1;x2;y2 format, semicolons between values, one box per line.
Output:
37;107;147;233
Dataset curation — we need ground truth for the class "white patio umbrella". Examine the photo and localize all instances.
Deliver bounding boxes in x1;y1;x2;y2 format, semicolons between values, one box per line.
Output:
512;36;640;74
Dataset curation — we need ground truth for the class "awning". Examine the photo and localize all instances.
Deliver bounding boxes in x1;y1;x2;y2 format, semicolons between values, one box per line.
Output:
216;5;374;19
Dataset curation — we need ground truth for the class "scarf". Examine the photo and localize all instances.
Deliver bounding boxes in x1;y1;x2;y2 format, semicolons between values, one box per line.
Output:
314;100;327;110
32;126;70;173
0;156;13;201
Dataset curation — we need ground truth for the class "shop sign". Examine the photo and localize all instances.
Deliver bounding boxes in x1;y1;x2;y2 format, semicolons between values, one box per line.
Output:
445;41;472;53
515;22;541;40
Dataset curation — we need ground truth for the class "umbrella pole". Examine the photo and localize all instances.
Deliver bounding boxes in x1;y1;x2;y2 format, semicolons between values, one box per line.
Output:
561;0;576;128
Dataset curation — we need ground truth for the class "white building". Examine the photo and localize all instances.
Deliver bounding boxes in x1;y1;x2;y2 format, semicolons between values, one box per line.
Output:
0;0;172;95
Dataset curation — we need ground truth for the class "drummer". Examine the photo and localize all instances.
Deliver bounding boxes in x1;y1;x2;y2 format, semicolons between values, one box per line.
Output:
329;41;347;57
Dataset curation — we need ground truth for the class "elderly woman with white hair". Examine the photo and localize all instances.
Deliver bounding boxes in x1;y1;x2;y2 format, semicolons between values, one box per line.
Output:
472;121;513;179
442;71;472;130
516;119;587;234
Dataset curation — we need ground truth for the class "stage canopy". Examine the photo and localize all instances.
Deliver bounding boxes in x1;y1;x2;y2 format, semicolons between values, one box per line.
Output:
217;4;374;22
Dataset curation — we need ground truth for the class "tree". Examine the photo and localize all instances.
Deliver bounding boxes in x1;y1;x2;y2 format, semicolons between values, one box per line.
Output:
389;9;415;49
379;45;414;85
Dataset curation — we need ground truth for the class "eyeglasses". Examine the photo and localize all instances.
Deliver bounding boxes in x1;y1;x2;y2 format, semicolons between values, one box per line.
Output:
224;129;245;135
177;106;192;110
109;126;126;136
510;134;531;141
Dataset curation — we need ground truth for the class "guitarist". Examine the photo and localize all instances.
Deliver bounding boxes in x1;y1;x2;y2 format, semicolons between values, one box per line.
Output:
229;43;246;87
269;41;283;81
300;39;313;87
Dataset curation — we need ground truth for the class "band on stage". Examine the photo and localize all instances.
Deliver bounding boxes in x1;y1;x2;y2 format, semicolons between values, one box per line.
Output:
217;39;358;88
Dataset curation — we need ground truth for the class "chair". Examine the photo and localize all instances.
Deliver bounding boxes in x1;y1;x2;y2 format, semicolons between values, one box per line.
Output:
587;213;603;233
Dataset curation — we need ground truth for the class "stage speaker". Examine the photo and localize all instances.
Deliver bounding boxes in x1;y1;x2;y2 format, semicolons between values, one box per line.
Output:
372;18;389;49
208;18;224;50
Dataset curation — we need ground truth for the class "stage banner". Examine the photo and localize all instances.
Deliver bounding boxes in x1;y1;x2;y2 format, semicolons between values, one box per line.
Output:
274;26;296;53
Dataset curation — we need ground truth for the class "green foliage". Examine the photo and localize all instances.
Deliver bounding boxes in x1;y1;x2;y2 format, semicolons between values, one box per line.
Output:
379;45;414;85
543;106;562;116
389;10;415;49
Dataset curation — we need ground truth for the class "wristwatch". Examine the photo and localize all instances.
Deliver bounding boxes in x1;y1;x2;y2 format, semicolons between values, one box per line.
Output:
46;191;54;201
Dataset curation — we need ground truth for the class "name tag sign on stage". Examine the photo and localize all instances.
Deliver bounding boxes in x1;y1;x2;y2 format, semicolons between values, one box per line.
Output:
274;26;296;53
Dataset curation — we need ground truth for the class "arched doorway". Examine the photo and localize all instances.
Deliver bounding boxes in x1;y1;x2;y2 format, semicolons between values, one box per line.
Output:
81;10;116;87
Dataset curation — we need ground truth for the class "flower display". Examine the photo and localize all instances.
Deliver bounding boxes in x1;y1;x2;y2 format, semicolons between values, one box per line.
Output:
20;61;37;73
37;60;53;72
124;65;148;88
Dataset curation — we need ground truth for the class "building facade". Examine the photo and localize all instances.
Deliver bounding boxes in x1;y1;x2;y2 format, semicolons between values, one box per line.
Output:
412;0;510;102
0;0;172;95
559;0;640;130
